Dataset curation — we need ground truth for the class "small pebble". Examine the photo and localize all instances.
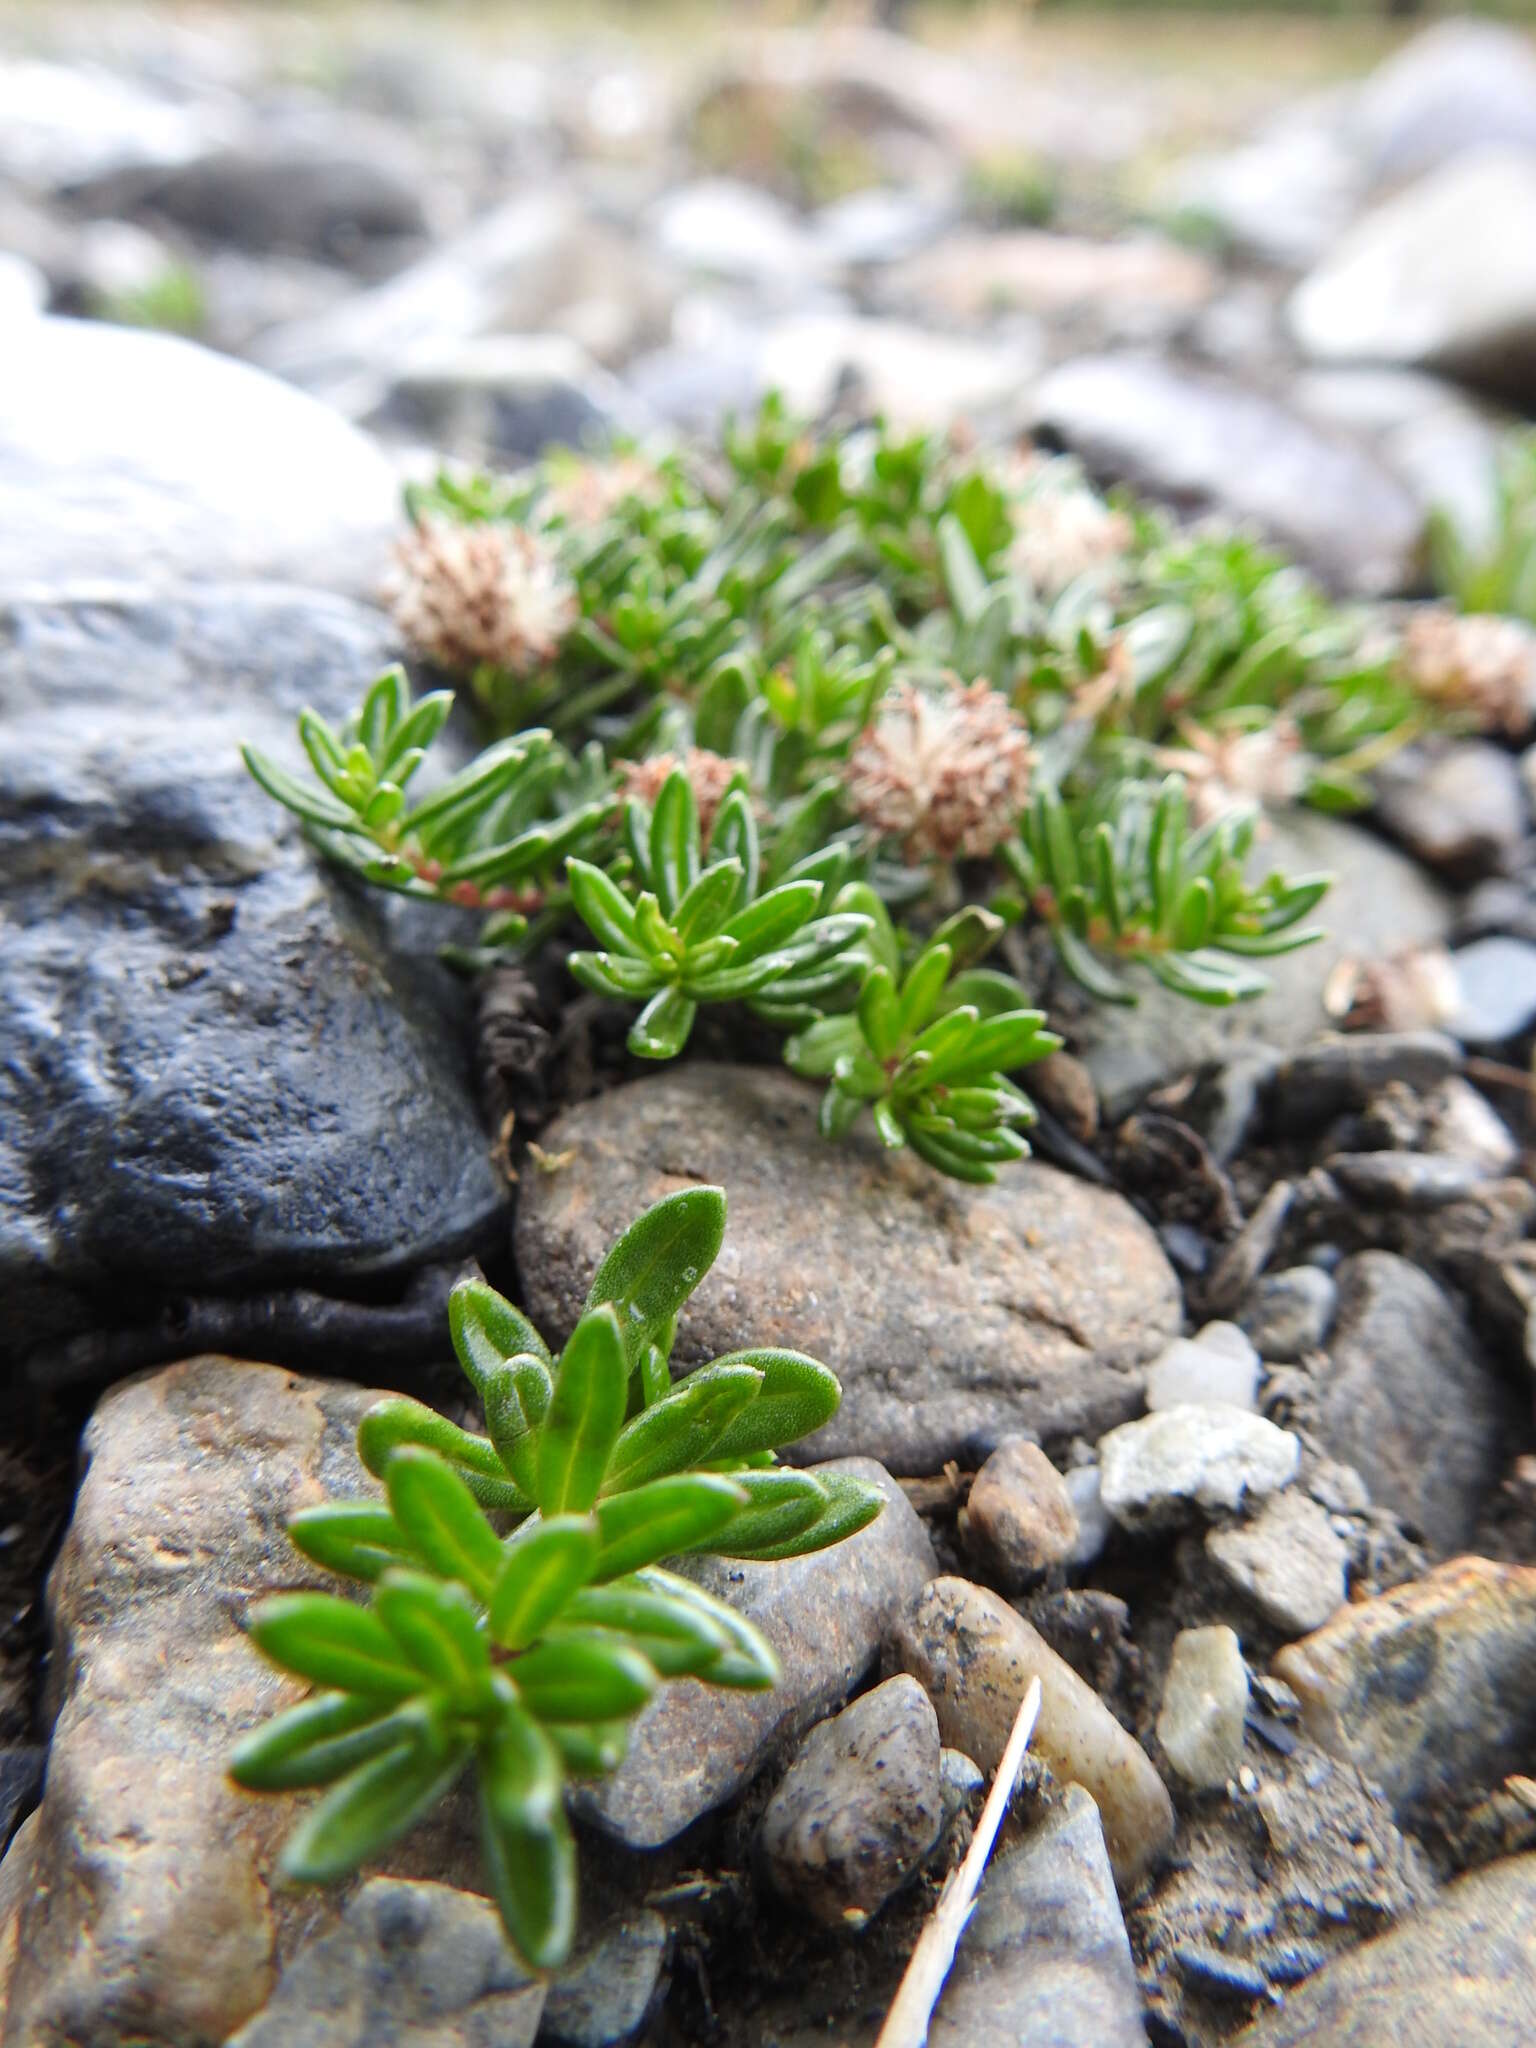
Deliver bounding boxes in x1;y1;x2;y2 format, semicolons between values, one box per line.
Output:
1099;1405;1301;1533
1174;1943;1273;2003
757;1675;943;1929
961;1438;1079;1590
1064;1463;1113;1568
1206;1492;1349;1637
1157;1625;1249;1790
1240;1266;1337;1361
1146;1327;1261;1411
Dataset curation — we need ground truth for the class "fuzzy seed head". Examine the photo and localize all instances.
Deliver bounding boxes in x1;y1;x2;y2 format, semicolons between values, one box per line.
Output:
616;748;747;841
843;679;1033;862
1400;608;1536;738
1009;482;1132;600
544;454;663;527
1156;719;1308;827
391;520;577;677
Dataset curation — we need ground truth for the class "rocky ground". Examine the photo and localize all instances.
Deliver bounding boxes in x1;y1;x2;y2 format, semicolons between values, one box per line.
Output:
6;5;1536;2045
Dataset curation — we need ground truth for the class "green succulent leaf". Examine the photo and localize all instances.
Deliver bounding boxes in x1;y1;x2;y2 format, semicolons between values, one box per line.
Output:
538;1305;631;1515
592;1473;749;1579
509;1633;659;1722
583;1187;726;1368
280;1733;470;1887
601;1363;764;1493
489;1516;601;1650
247;1593;424;1700
478;1706;576;1971
357;1396;531;1515
286;1501;417;1586
384;1448;507;1605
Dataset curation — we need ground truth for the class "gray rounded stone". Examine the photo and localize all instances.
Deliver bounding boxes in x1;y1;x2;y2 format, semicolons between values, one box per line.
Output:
757;1675;943;1928
0;318;399;597
514;1065;1182;1473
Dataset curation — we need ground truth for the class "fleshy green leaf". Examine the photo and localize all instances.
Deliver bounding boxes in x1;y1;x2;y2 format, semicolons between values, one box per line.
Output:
509;1633;658;1722
384;1448;506;1604
246;1593;423;1699
478;1705;576;1970
583;1187;726;1368
702;1351;841;1461
229;1692;413;1792
489;1516;601;1650
592;1473;748;1579
357;1397;531;1514
286;1502;417;1585
449;1278;553;1391
538;1305;630;1515
280;1735;469;1886
601;1363;763;1494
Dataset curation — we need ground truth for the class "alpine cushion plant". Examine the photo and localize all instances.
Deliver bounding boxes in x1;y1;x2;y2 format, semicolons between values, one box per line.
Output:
565;762;871;1058
229;1188;882;1972
235;395;1484;1183
786;894;1059;1181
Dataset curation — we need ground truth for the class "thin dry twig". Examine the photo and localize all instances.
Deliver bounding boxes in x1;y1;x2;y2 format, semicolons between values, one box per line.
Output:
875;1676;1044;2048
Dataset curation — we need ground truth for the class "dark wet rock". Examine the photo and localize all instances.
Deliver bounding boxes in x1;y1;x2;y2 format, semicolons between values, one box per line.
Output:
0;1747;45;1856
0;1358;496;2044
1066;816;1451;1118
1240;1267;1337;1362
927;1785;1148;2048
1207;1492;1349;1638
225;1879;546;2048
539;1911;669;2048
515;1066;1181;1474
1304;1253;1518;1554
961;1439;1080;1590
0;318;399;597
77;138;430;268
1448;936;1536;1048
1267;1031;1463;1135
580;1461;934;1851
892;1576;1174;1887
1326;1152;1489;1210
757;1676;943;1928
1232;1852;1536;2048
1275;1557;1536;1830
1;587;507;1373
1027;352;1423;597
1373;741;1527;882
1290;147;1536;404
369;336;641;463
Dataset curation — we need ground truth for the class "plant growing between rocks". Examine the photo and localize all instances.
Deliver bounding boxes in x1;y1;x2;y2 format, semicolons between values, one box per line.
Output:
231;1186;883;1971
244;397;1487;1180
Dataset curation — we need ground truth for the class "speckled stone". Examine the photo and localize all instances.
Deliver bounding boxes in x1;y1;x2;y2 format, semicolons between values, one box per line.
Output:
515;1066;1182;1473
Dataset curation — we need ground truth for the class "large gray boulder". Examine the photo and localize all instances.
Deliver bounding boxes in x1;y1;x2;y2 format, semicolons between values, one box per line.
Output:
1289;147;1536;404
1028;352;1424;597
0;318;400;597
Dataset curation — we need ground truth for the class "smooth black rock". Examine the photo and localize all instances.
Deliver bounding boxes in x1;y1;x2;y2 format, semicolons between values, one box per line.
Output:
1;587;507;1377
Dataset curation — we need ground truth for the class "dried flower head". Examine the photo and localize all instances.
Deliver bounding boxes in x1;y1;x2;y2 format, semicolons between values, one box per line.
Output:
1070;633;1137;725
1008;482;1132;601
615;748;747;841
1323;943;1461;1035
843;679;1033;862
391;520;577;677
1155;718;1308;828
543;454;663;528
1399;608;1536;738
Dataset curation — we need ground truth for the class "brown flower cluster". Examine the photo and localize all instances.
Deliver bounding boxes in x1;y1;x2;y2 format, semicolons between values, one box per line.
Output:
391;520;577;677
1155;719;1308;829
615;748;748;841
543;454;663;528
843;679;1033;863
1008;481;1132;600
1400;608;1536;738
